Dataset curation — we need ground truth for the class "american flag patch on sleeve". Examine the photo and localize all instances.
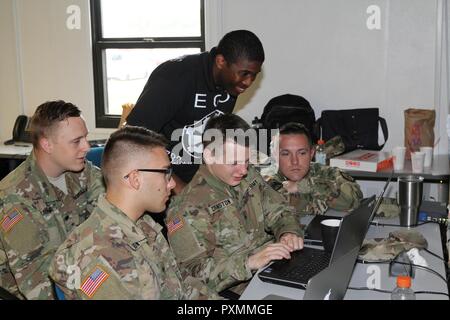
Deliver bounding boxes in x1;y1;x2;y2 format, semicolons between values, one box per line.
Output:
80;266;109;298
167;216;184;235
1;208;24;232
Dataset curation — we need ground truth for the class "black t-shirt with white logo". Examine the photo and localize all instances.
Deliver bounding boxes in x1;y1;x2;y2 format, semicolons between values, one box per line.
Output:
127;48;237;183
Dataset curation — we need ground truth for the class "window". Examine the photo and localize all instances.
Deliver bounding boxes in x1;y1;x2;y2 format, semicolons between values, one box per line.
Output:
91;0;205;128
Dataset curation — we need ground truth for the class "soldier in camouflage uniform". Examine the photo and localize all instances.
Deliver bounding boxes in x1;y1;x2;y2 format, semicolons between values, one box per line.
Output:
49;126;213;299
0;101;105;299
167;114;303;297
264;122;363;216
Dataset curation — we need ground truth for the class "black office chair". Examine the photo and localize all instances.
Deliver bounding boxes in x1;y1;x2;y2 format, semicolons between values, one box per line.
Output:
0;286;20;300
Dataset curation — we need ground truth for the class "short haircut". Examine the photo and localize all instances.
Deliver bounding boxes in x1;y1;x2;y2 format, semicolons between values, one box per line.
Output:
202;113;251;149
102;126;168;186
216;30;265;64
30;100;81;147
279;122;313;147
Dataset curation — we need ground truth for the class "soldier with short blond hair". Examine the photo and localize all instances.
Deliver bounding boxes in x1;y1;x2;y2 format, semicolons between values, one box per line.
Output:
0;100;105;299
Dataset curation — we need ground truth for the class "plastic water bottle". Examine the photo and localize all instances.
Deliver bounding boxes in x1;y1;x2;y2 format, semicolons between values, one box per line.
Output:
315;139;327;165
391;276;416;300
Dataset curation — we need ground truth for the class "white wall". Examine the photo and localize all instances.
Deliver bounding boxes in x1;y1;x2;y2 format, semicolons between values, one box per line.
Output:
0;0;110;141
0;0;21;141
206;0;447;154
1;0;448;153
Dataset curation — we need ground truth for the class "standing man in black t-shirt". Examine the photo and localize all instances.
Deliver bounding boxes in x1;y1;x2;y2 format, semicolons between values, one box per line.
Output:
126;30;265;194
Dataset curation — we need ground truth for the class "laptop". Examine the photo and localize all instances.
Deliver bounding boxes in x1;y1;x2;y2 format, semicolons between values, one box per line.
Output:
258;197;375;288
262;246;360;300
258;173;392;289
304;245;360;300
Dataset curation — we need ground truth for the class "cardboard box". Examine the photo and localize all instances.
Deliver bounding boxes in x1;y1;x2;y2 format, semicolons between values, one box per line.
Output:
330;149;393;172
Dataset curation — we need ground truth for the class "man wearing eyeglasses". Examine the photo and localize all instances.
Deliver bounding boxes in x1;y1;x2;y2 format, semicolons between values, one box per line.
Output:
49;126;214;299
167;114;303;298
0;101;105;300
262;122;363;216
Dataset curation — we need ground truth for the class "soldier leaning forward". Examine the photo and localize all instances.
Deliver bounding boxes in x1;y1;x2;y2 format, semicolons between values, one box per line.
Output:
167;165;303;296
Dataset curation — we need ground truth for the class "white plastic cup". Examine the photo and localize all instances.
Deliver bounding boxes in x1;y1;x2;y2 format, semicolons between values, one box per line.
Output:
411;151;425;173
392;146;406;171
419;146;433;167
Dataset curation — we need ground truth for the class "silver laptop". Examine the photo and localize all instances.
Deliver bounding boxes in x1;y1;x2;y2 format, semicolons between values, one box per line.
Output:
303;245;360;300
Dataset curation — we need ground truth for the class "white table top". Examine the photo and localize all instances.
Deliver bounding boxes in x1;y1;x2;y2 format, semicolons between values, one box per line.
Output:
240;213;448;300
0;143;32;158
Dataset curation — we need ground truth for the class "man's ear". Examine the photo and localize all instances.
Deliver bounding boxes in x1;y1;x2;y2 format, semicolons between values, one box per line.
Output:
203;146;215;165
126;170;141;190
215;54;227;70
39;136;52;154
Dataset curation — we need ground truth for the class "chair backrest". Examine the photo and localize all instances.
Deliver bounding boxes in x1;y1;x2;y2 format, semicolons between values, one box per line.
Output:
54;284;66;300
86;146;104;167
119;103;135;128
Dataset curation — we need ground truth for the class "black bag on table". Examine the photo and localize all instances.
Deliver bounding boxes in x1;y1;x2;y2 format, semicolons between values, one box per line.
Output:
317;108;388;153
260;94;317;141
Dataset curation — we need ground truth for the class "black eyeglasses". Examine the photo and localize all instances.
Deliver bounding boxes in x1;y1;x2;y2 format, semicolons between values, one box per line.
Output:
124;167;173;182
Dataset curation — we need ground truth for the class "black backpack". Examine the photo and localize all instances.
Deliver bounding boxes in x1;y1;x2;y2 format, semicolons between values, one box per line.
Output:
260;94;317;141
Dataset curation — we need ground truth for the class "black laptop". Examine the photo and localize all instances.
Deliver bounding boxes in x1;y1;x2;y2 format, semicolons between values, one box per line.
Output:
258;196;376;288
258;174;392;289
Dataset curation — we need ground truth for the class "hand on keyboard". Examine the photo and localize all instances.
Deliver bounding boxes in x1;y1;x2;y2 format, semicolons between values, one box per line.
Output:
279;233;304;251
247;243;292;270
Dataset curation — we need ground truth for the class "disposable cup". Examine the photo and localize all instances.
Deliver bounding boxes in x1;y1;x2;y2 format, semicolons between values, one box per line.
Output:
419;146;433;167
392;146;406;171
320;219;341;252
411;151;425;173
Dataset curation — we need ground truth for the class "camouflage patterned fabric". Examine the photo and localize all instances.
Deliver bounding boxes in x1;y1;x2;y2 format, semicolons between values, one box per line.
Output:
0;152;105;300
358;229;428;261
49;195;214;300
167;165;302;295
265;162;363;216
323;135;346;159
375;197;400;218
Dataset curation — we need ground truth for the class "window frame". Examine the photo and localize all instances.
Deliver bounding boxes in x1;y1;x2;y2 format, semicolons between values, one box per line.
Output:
90;0;205;128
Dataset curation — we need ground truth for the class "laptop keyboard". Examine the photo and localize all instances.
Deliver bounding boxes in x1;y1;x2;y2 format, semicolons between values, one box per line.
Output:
283;252;330;283
261;247;331;285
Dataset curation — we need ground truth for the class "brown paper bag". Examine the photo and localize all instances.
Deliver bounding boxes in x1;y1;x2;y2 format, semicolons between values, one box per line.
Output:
404;108;435;159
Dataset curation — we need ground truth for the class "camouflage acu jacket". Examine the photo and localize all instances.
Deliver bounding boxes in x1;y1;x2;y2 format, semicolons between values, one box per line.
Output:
0;152;105;299
49;195;211;300
167;165;302;295
265;162;363;215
